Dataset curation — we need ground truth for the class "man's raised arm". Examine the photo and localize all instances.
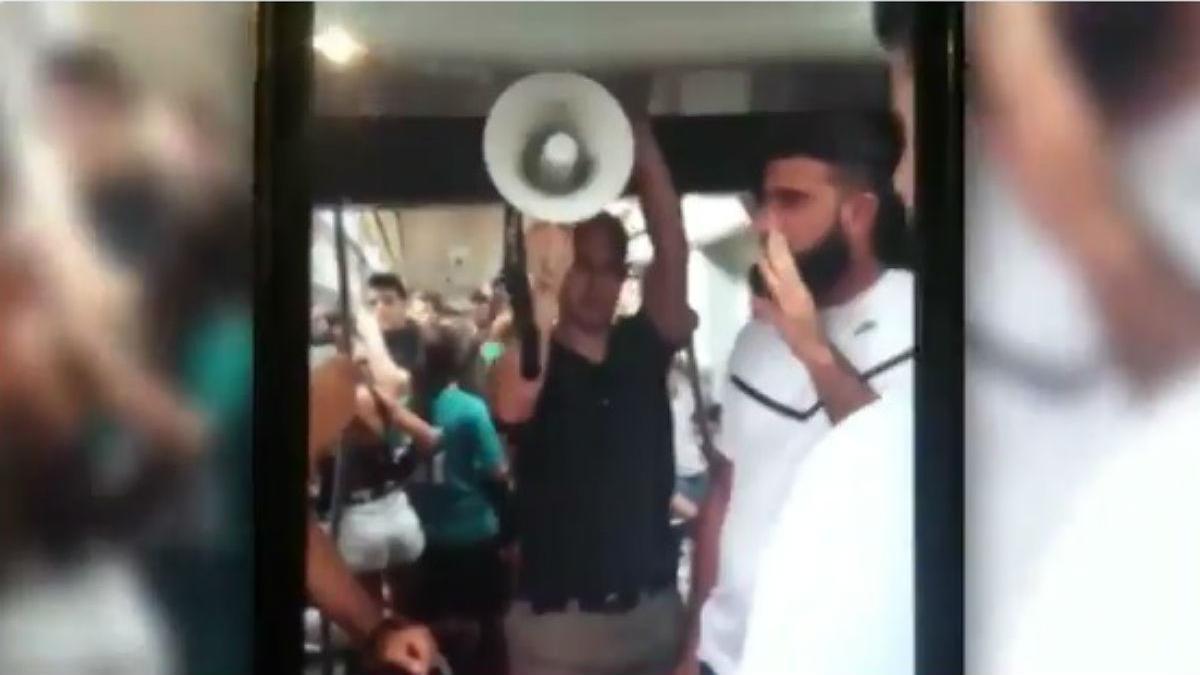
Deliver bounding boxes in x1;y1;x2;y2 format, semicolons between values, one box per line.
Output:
632;117;697;346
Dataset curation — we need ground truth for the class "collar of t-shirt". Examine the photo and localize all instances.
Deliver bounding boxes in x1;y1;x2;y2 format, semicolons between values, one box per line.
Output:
728;268;914;417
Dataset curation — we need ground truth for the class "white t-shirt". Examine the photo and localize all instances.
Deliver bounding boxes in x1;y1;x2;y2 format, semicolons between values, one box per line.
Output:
699;269;914;675
737;386;914;675
999;371;1200;675
965;96;1200;673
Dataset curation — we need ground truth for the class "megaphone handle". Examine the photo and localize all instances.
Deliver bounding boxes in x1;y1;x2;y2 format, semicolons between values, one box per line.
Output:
501;205;542;382
519;323;542;381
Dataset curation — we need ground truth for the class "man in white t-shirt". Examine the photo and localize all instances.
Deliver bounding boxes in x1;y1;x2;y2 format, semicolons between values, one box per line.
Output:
733;10;920;670
966;5;1200;672
673;110;914;675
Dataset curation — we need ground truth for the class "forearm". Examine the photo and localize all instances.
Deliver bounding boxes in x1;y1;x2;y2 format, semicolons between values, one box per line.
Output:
973;4;1200;389
632;118;693;342
387;399;441;453
632;119;686;253
1075;216;1200;390
798;343;878;424
306;512;383;645
88;346;206;459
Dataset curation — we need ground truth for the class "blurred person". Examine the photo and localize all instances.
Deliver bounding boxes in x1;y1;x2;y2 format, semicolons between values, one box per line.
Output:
130;94;259;675
405;319;511;675
876;4;915;211
35;44;168;274
478;284;513;371
312;301;442;610
470;285;496;335
677;111;913;675
489;113;694;675
411;291;446;328
144;95;245;213
963;4;1200;672
367;272;425;373
0;189;204;675
308;355;439;675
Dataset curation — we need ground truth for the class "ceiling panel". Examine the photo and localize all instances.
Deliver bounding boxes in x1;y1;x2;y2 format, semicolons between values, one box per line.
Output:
316;2;881;71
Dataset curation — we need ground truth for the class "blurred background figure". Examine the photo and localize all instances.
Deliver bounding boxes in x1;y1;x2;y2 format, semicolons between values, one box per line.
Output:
1;4;255;674
406;318;511;675
965;3;1200;672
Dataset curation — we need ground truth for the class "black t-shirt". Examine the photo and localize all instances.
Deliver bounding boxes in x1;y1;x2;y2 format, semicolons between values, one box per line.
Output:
384;324;424;373
513;312;679;601
86;170;168;273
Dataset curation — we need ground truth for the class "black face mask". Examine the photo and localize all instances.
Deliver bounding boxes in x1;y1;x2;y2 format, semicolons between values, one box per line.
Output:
749;222;851;302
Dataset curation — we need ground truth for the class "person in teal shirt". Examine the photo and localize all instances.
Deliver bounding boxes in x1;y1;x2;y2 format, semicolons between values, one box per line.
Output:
140;188;254;675
407;318;510;675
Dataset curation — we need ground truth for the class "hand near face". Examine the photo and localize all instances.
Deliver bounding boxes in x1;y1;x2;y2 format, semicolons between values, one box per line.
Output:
752;230;830;363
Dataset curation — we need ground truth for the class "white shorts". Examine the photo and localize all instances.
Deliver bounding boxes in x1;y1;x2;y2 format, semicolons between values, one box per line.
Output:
334;489;425;573
0;550;175;675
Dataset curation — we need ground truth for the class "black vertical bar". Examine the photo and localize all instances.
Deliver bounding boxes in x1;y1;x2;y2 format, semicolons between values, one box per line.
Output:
253;4;312;675
914;3;965;674
321;204;352;675
502;205;541;381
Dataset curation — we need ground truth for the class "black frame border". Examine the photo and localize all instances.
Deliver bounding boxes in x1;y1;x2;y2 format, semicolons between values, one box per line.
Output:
254;4;967;673
253;4;313;674
914;4;965;673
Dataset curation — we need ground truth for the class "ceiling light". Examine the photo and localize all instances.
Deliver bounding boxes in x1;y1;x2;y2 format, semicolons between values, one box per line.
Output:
313;25;366;67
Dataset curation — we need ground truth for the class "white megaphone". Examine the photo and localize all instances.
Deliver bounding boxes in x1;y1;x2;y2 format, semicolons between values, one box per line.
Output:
484;72;634;224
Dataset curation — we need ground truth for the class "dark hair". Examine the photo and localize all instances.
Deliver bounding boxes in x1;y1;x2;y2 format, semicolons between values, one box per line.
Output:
759;110;903;179
575;212;629;265
419;291;447;316
145;196;252;367
1056;4;1178;119
873;3;915;56
759;110;911;268
414;318;475;413
38;44;131;106
366;272;408;299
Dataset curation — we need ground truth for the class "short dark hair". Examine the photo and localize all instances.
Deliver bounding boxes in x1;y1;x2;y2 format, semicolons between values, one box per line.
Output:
759;110;911;268
366;272;407;299
1057;3;1178;119
575;213;629;266
38;44;131;106
873;3;915;57
418;318;474;397
759;110;903;189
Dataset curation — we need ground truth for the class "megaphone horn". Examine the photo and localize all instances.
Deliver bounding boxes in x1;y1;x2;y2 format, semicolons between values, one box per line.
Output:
484;72;634;224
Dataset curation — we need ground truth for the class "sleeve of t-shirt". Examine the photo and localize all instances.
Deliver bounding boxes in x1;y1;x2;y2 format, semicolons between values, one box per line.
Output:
623;310;680;372
713;326;751;462
470;399;506;475
713;371;739;462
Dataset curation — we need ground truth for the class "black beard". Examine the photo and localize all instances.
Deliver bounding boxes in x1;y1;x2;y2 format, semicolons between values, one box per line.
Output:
749;223;851;302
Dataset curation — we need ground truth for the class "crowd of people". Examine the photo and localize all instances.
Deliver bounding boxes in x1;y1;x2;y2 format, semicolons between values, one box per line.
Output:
0;44;253;674
307;20;917;675
7;4;1195;675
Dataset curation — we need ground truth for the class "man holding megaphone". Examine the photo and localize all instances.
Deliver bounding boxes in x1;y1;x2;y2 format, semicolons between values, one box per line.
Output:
487;79;695;675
